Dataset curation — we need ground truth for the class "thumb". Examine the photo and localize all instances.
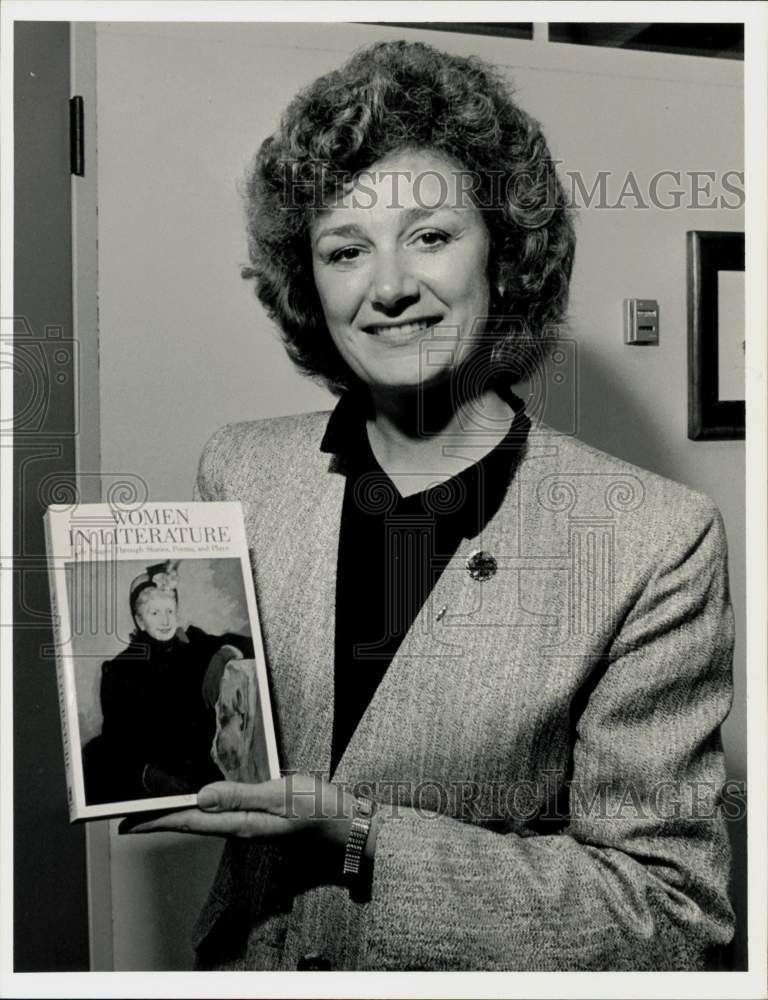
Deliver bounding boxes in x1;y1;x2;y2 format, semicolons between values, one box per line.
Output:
197;780;281;812
197;785;223;810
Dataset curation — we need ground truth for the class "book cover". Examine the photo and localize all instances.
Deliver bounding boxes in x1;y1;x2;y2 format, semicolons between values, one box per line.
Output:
44;500;280;821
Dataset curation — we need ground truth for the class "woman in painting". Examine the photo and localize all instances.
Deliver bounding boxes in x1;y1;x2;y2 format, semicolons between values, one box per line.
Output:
84;561;253;803
127;41;735;970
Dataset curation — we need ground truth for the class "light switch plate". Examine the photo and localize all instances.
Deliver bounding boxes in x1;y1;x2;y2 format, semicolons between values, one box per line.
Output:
624;299;659;344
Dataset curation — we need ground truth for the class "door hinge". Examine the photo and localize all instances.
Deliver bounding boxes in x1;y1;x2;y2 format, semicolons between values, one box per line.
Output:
70;96;84;177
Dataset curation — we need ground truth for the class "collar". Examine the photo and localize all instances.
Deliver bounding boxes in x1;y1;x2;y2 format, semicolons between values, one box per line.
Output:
320;385;531;539
134;626;189;652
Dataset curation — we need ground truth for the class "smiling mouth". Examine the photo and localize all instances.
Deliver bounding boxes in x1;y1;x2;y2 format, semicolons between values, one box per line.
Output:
364;317;442;337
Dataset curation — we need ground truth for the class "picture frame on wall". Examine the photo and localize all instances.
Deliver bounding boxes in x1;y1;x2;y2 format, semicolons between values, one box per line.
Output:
687;230;745;440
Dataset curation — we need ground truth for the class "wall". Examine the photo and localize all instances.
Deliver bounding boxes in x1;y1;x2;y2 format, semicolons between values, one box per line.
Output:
13;20;90;971
89;21;746;969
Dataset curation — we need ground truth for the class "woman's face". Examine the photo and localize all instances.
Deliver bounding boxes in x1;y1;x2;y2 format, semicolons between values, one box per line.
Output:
134;590;178;641
310;149;491;393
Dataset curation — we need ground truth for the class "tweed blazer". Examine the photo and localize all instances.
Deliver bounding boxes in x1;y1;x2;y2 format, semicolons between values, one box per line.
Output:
191;408;734;971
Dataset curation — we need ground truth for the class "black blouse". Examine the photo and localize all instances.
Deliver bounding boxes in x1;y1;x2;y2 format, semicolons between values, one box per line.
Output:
321;388;532;775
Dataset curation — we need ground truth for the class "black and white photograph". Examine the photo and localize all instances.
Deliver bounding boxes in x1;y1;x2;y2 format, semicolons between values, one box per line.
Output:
2;2;766;996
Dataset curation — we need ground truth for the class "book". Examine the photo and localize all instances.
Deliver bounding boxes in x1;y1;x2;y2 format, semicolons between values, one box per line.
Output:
44;500;280;821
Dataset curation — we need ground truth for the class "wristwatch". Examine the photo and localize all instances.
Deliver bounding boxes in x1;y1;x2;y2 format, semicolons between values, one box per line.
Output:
342;796;375;882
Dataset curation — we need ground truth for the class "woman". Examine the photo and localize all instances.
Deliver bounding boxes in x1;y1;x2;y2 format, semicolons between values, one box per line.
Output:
127;41;735;971
84;561;254;803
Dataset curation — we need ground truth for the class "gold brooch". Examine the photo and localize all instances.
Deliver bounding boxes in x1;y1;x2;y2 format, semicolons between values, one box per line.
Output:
466;549;497;581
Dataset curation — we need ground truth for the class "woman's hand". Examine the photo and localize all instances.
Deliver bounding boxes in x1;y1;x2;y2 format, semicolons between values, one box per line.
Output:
121;773;355;853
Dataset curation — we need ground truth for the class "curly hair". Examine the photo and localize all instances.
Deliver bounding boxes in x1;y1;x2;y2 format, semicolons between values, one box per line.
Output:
241;39;575;393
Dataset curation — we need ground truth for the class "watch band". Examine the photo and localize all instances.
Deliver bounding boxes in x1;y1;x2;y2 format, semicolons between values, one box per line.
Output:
342;797;375;882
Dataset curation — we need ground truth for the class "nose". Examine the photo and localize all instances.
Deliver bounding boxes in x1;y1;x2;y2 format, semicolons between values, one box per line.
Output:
370;251;419;313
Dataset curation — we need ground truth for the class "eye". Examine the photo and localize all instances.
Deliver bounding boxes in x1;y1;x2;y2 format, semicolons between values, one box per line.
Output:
328;246;364;264
411;229;450;249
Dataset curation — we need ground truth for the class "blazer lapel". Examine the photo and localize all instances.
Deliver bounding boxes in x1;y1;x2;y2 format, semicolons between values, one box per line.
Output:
258;455;344;777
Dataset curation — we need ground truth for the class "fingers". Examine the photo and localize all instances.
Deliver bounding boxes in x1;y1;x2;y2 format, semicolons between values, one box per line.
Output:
196;779;288;814
122;807;207;835
120;775;346;840
196;775;344;822
122;806;292;839
118;807;180;834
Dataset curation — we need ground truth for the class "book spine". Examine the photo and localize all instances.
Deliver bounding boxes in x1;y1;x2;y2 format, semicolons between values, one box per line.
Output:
44;511;78;822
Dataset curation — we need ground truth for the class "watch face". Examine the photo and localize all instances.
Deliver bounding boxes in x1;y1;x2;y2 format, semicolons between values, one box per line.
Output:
355;797;374;819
